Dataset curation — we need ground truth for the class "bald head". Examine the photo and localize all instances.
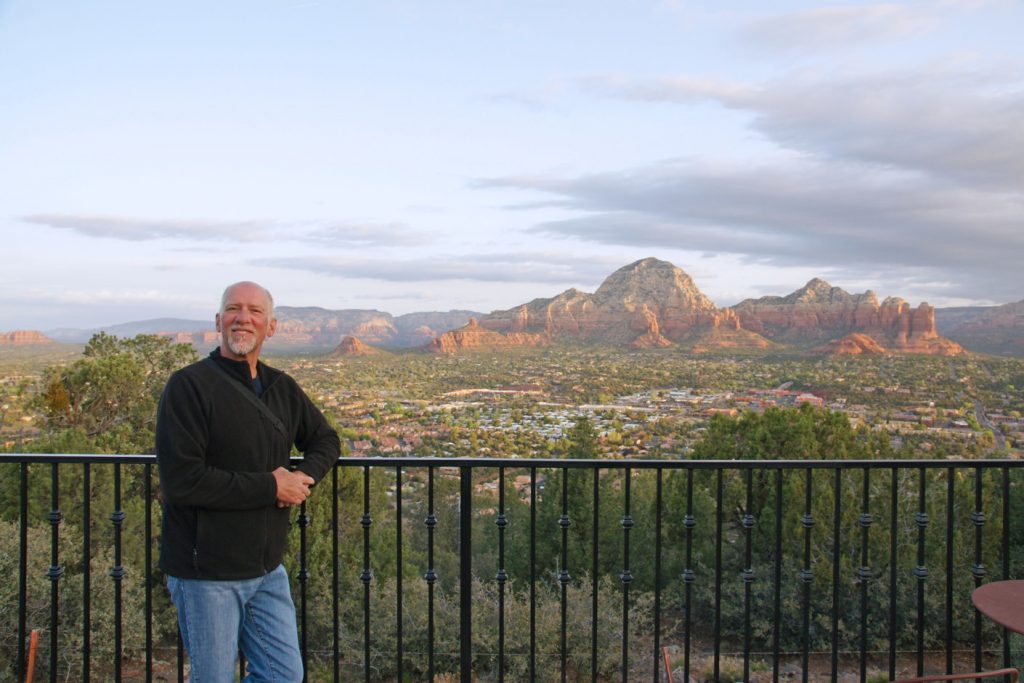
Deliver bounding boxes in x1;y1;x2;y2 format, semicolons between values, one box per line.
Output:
220;281;274;318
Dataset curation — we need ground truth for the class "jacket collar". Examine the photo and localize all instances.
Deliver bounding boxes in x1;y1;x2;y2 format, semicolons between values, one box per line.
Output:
208;348;282;389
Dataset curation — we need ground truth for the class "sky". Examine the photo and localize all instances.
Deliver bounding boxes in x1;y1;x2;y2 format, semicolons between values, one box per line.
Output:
1;0;1022;331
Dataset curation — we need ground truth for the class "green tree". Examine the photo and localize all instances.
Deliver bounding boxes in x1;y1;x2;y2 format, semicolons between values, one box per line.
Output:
566;415;599;460
32;333;196;454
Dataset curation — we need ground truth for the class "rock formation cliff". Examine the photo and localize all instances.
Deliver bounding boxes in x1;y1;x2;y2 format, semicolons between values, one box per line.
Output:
429;318;546;354
731;280;963;355
0;330;54;345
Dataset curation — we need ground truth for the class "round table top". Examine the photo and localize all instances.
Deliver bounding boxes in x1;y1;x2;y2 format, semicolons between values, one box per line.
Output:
973;580;1024;634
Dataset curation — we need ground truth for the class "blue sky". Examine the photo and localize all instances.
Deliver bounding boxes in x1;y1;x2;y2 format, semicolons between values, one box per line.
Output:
1;0;1022;330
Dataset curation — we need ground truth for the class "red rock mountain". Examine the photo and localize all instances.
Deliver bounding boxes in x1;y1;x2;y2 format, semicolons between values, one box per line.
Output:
430;259;964;355
331;336;381;357
433;258;769;352
731;279;963;355
0;330;54;345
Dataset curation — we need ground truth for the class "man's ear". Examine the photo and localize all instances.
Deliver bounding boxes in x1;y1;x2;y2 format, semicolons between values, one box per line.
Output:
267;317;277;339
215;312;222;332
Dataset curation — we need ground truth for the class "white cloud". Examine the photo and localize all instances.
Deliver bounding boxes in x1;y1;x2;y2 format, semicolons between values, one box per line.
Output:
21;214;430;247
585;66;1024;189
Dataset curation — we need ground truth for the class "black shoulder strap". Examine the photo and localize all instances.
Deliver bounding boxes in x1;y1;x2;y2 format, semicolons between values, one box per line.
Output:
202;357;288;437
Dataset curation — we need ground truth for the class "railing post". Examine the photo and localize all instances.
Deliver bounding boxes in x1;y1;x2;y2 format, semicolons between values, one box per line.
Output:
18;462;29;681
48;463;64;682
145;463;154;683
395;465;404;683
495;467;508;683
297;498;310;682
111;462;125;683
425;467;438;681
82;463;91;683
360;466;373;683
972;466;987;673
460;465;472;683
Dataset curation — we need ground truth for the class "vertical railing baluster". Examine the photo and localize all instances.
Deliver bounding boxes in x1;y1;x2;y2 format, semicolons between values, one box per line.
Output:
888;466;898;681
145;463;153;683
945;466;954;674
800;467;814;683
82;462;92;683
425;467;437;681
830;468;842;683
592;466;600;683
1002;465;1011;669
773;468;783;683
18;462;29;680
48;463;63;683
176;629;184;683
111;463;125;683
332;466;339;683
459;466;472;683
495;467;508;683
395;465;403;682
915;467;928;677
653;468;663;683
858;467;873;683
972;466;987;672
297;496;310;681
682;468;695;683
742;469;755;683
529;467;536;682
559;467;570;683
620;467;633;683
361;466;373;683
713;467;723;683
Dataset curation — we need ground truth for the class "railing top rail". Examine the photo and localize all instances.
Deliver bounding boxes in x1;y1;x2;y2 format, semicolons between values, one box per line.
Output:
1;452;1021;469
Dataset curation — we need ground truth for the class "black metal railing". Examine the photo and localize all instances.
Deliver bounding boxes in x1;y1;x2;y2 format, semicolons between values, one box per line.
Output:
1;453;1021;682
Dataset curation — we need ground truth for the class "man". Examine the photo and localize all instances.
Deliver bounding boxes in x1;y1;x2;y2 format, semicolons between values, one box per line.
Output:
156;281;340;682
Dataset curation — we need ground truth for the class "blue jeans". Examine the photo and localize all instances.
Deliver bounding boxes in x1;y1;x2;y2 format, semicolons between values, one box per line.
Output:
167;564;303;683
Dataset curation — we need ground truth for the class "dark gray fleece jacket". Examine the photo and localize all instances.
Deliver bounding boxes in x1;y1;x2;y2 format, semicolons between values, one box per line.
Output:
156;349;339;580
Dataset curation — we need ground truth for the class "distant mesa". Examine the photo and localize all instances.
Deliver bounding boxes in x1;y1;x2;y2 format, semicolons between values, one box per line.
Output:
331;335;381;357
42;310;481;351
157;330;219;346
0;330;54;345
940;299;1024;356
267;308;480;350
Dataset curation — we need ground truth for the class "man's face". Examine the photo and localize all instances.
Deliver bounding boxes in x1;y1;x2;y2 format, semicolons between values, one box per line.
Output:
215;283;276;361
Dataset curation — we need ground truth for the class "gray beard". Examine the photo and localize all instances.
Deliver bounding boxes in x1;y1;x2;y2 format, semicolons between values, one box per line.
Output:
227;335;257;356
